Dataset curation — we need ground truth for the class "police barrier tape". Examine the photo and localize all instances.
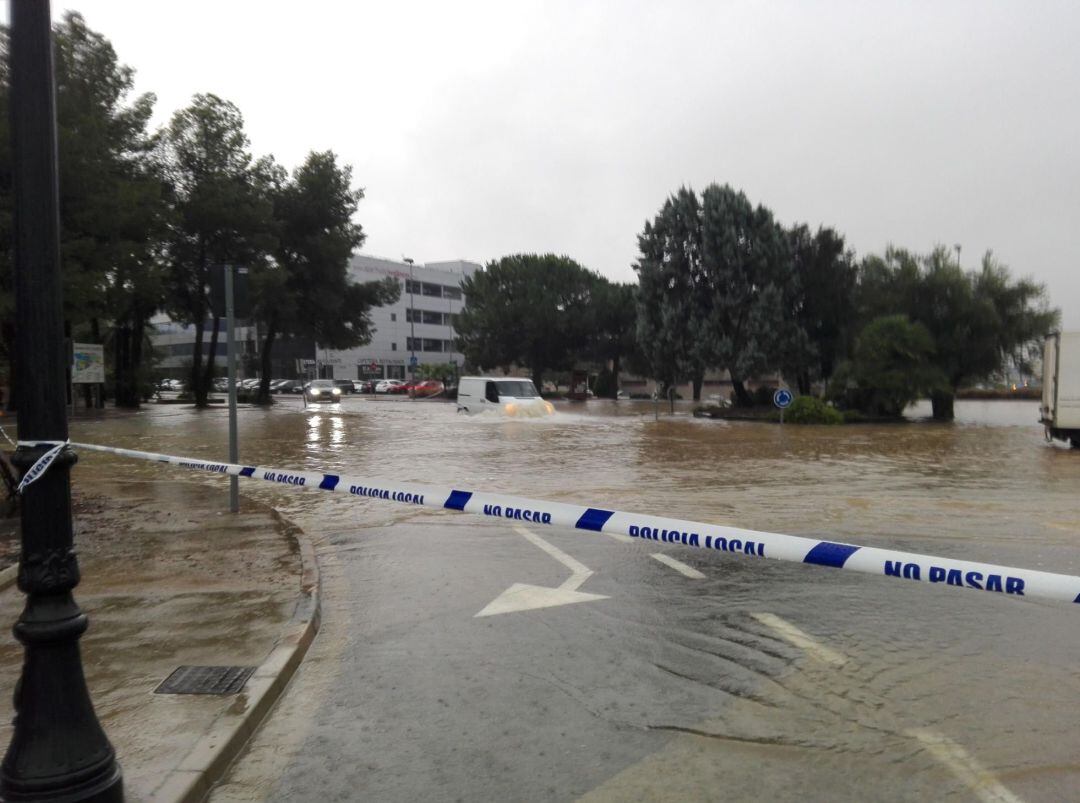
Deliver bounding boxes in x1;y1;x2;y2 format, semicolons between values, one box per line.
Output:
63;440;1080;606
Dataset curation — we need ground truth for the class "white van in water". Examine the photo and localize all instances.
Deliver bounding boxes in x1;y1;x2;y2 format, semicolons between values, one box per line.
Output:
457;376;555;417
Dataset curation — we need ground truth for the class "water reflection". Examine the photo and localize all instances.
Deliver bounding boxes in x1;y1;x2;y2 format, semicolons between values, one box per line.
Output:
66;397;1080;798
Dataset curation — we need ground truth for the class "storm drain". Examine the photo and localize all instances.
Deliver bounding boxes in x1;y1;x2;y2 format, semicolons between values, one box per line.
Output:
154;665;256;695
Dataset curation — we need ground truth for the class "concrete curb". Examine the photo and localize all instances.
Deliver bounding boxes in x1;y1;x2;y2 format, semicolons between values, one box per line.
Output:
150;508;322;803
0;563;17;593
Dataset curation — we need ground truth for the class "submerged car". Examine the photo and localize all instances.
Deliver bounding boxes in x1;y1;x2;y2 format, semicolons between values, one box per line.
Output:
456;377;554;417
303;379;342;404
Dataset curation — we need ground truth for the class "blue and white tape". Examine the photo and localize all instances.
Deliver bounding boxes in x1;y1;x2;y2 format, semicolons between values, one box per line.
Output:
67;441;1080;606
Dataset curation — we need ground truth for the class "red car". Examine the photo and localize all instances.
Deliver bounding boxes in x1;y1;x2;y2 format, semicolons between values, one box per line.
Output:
411;380;444;397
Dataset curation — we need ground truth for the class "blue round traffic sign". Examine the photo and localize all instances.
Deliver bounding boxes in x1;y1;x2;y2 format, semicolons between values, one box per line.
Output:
773;388;793;409
409;355;418;367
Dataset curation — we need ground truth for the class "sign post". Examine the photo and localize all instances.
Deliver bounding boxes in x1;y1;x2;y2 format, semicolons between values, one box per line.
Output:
225;265;239;514
773;388;793;424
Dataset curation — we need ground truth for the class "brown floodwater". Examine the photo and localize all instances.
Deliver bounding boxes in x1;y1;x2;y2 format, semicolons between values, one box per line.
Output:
67;397;1080;801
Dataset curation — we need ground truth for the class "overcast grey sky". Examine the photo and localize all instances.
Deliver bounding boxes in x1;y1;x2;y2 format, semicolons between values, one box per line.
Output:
25;1;1080;324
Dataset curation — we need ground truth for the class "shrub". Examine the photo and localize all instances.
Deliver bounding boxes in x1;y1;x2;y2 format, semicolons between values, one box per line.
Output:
784;395;842;425
592;368;616;399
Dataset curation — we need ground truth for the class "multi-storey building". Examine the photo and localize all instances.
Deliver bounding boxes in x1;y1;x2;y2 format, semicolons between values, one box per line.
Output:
317;255;480;382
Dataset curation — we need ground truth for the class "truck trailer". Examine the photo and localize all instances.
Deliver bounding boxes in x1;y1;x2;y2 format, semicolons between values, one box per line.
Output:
1040;331;1080;448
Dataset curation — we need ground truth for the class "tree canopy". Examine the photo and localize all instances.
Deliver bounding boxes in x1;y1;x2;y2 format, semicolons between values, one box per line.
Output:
855;246;1057;418
456;254;598;389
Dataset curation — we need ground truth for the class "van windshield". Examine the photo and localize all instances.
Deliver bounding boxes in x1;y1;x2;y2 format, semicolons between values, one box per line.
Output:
496;380;539;398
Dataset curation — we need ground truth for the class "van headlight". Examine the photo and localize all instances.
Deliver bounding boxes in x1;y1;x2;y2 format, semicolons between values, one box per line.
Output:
543;401;554;414
504;403;517;415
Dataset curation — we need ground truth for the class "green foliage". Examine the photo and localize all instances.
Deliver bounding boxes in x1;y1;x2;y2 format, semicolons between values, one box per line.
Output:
635;184;801;404
855;246;1058;418
455;254;598;389
633;187;702;388
784;395;843;425
784;225;858;392
415;363;456;381
588;279;637;396
163;93;277;405
253;150;396;401
592;368;616;398
830;315;945;418
0;14;169;407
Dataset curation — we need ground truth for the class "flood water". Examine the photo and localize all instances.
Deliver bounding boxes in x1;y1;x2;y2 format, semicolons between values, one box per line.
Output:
69;397;1080;801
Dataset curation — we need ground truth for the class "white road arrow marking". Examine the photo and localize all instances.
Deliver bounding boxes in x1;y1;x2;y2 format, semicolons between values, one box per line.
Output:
475;525;609;617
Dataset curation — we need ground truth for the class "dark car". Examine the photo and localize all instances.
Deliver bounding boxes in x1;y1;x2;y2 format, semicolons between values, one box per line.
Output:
303;379;343;404
272;379;303;394
331;379;355;395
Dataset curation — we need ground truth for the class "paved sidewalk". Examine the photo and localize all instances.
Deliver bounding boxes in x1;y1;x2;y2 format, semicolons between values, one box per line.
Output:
0;476;319;802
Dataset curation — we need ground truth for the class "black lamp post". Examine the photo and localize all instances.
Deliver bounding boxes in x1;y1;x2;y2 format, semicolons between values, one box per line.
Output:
1;1;123;800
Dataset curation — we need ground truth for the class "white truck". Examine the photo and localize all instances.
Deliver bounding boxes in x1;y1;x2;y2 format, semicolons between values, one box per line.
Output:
1040;331;1080;448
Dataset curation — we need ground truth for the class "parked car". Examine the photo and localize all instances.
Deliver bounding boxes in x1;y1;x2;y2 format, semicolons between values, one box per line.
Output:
356;379;376;394
331;379;355;395
241;378;260;390
412;380;444;397
212;378;229;392
273;379;303;394
375;379;406;394
303;379;342;404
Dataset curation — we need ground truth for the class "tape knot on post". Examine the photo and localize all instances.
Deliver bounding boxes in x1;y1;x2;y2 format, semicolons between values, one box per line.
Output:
15;440;69;494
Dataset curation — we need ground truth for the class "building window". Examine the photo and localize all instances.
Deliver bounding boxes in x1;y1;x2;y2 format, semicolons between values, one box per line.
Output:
422;310;443;325
422;338;443;352
390;313;396;322
391;342;397;351
443;285;462;300
388;365;405;380
406;337;418;352
421;282;442;297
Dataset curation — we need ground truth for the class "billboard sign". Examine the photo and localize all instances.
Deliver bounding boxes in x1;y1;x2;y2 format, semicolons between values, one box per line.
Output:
72;343;105;384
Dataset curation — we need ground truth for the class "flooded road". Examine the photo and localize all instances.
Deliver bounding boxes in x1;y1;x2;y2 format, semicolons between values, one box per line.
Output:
69;397;1080;801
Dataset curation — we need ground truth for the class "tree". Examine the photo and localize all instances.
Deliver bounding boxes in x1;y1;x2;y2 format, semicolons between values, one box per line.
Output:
832;315;944;417
253;151;397;403
635;184;803;404
455;254;597;390
588;278;637;398
0;14;168;408
855;246;1058;420
785;224;858;394
162;94;276;407
633;188;705;397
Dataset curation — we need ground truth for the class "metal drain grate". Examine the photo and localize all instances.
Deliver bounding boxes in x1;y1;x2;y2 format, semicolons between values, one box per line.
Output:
154;665;256;695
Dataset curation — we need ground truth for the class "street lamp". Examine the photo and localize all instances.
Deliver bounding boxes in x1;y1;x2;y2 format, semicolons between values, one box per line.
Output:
3;1;123;799
954;243;961;269
403;257;416;387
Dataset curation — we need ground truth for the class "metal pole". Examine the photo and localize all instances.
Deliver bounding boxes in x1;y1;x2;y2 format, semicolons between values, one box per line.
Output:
3;1;124;799
405;258;416;396
225;265;239;514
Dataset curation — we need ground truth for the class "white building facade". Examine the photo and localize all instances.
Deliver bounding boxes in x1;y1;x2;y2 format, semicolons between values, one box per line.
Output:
318;255;480;381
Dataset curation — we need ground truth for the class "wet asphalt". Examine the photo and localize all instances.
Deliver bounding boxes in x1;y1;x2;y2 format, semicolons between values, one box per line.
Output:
68;397;1080;801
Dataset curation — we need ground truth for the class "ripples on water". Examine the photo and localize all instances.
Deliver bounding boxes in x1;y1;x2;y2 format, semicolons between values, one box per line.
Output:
73;398;1080;799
